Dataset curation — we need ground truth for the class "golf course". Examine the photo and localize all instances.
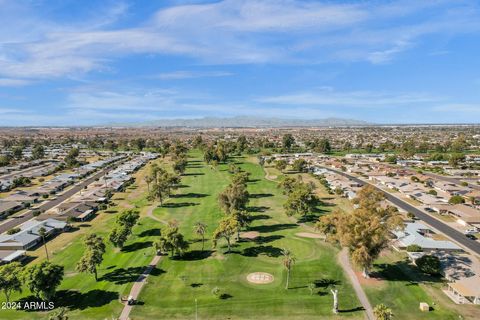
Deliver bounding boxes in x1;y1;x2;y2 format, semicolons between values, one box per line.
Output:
131;152;362;319
2;150;476;320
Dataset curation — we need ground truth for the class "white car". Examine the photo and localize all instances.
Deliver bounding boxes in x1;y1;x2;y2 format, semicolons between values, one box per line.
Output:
464;228;478;235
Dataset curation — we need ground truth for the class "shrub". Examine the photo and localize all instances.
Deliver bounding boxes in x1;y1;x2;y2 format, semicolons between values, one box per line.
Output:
416;255;441;275
406;244;422;252
7;227;21;235
448;195;465;205
211;287;221;298
32;210;41;217
406;212;416;220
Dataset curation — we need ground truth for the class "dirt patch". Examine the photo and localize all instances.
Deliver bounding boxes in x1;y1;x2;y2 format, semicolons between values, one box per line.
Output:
355;271;384;287
247;272;274;284
240;231;260;239
295;232;324;239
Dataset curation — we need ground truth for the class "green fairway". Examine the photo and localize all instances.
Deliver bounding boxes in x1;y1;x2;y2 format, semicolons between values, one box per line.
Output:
131;152;363;320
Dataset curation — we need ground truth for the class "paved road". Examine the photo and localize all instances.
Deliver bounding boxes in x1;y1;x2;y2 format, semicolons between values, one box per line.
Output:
0;161;122;234
0;162;55;180
321;167;480;255
338;248;374;320
420;171;480;191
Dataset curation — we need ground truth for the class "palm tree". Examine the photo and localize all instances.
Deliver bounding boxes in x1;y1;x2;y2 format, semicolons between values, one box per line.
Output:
193;222;207;251
282;248;295;289
373;304;393;320
145;175;153;193
38;227;49;261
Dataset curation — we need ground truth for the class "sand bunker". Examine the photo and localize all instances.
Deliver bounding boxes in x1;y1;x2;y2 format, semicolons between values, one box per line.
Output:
247;272;274;284
295;232;324;239
240;231;260;239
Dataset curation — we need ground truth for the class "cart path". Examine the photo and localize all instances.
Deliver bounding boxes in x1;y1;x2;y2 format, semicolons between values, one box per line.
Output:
118;254;162;320
119;202;168;320
145;202;169;224
338;247;374;320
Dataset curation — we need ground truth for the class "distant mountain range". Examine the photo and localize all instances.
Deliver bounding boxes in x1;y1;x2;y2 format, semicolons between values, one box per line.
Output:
120;116;372;128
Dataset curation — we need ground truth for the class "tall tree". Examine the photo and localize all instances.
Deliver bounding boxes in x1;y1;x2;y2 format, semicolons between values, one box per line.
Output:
144;175;153;193
212;215;240;253
193;222;207;251
218;182;249;214
109;210;139;249
65;148;80;168
282;134;295;152
0;262;23;302
231;171;250;186
292;158;308;173
157;223;189;257
172;155;188;175
282;249;295;290
76;234;106;281
319;185;403;278
312;138;331;153
279;175;302;195
236;135;248;153
133;138;146;151
23;261;64;301
283;182;317;217
12;146;23;160
38;227;50;261
108;226;130;249
315;209;342;242
231;210;251;235
274;160;287;172
32;144;45;159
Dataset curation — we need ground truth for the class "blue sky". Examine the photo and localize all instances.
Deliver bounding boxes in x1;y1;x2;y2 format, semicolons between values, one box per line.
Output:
0;0;479;125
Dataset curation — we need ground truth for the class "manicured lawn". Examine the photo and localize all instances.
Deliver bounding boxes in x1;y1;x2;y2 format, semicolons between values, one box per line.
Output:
0;159;164;320
131;152;363;319
363;251;480;320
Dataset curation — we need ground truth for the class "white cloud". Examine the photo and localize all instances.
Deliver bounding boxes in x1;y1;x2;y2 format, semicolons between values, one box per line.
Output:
0;0;479;80
154;70;233;80
258;89;440;107
0;107;27;114
432;103;480;114
0;78;32;87
67;89;178;111
153;0;367;32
